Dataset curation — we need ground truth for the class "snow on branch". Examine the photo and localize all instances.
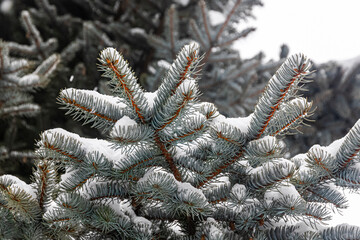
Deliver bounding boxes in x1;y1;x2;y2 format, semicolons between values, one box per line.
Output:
110;116;155;145
246;159;296;190
0;175;40;219
59;88;132;131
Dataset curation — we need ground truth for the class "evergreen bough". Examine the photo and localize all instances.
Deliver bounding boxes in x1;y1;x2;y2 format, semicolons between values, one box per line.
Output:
0;10;60;170
0;43;360;239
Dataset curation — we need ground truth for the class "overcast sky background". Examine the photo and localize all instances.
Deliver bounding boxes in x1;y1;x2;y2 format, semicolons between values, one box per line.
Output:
234;0;360;226
235;0;360;64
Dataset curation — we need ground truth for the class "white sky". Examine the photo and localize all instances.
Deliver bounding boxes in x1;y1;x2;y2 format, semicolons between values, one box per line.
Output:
235;0;360;227
235;0;360;63
329;189;360;226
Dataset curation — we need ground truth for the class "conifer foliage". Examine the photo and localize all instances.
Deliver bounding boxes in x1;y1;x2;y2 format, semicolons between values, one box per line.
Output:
0;10;60;165
0;44;360;239
0;0;283;176
146;0;283;117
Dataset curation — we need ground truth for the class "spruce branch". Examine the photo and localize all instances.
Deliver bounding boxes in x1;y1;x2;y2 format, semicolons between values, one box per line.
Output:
216;27;256;48
199;0;212;45
196;149;245;188
249;54;313;139
98;47;150;123
305;202;331;223
320;224;360;239
214;0;243;42
58;88;132;131
110;121;155;145
189;19;207;49
306;146;336;177
246;160;296;190
304;186;348;209
153;42;200;112
37;129;88;164
0;175;41;220
9;10;58;60
265;225;299;239
268;97;314;136
32;160;57;212
335;119;360;171
337;166;360;186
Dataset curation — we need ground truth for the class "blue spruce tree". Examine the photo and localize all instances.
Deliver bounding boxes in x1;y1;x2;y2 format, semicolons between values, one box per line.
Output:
0;43;359;239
